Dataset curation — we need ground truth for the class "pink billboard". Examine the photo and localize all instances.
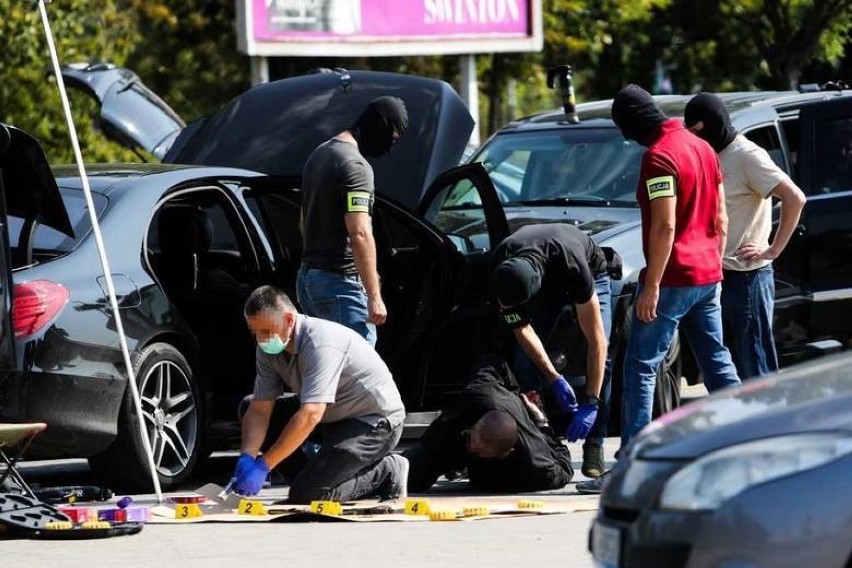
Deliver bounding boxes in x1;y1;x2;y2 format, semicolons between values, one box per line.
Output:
239;0;542;56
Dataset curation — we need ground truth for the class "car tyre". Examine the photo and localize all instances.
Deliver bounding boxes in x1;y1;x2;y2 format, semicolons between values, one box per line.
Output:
89;342;204;492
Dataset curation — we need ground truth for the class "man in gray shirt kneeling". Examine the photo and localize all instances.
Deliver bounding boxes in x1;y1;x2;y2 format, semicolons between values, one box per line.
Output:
228;285;408;503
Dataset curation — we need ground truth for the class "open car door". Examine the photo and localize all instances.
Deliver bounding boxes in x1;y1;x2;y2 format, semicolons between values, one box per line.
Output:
0;124;75;371
414;162;510;409
240;165;509;412
791;96;852;349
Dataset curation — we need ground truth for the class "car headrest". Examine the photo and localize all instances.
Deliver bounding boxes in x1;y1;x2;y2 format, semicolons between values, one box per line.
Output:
158;205;213;256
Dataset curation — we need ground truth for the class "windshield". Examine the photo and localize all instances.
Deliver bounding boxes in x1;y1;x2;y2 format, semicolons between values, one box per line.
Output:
472;128;645;206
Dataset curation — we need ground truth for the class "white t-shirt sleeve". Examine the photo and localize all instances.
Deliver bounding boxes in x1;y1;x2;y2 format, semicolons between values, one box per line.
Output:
744;145;790;198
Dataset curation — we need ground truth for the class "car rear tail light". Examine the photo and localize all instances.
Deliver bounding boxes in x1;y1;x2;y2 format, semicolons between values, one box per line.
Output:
12;280;70;339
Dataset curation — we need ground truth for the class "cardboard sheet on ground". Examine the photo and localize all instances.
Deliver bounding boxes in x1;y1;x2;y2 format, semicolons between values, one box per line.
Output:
147;484;599;524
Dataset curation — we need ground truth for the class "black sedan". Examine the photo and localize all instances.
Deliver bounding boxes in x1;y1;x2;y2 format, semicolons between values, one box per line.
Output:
0;67;516;490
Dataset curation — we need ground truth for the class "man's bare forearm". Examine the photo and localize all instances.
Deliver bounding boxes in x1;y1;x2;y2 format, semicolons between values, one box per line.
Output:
261;406;324;469
645;225;675;286
515;325;559;382
350;232;382;299
241;404;272;456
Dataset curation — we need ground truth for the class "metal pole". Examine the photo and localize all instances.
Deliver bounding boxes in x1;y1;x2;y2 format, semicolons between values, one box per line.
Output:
35;0;163;502
459;54;480;146
251;56;269;85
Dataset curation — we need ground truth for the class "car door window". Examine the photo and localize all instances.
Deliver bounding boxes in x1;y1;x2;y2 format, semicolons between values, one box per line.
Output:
780;118;800;180
243;191;302;262
744;125;786;172
812;117;852;194
474;129;643;206
423;178;490;255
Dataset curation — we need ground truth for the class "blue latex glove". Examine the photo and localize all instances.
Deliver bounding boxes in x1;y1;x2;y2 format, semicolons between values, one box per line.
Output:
551;375;578;415
232;452;255;481
233;457;270;497
565;403;598;442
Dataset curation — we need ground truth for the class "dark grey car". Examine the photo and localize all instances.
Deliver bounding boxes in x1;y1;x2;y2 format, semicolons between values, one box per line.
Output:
468;89;852;431
590;352;852;568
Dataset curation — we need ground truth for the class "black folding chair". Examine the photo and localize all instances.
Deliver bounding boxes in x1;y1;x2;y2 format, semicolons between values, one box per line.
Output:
0;422;47;498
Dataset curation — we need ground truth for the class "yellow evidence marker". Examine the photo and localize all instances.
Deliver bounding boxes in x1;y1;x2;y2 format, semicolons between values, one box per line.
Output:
404;499;431;516
309;501;342;516
238;499;267;516
517;500;544;509
81;521;112;530
174;503;203;519
44;521;74;530
428;510;457;521
462;506;490;517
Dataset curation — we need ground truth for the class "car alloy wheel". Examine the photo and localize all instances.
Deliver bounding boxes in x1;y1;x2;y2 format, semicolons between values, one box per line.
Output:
138;358;199;478
89;342;204;492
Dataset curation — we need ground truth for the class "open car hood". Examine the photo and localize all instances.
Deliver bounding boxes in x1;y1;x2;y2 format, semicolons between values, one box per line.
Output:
0;124;74;237
60;62;185;160
164;69;474;210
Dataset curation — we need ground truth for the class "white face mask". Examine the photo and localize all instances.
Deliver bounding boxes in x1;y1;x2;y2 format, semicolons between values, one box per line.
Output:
258;334;289;355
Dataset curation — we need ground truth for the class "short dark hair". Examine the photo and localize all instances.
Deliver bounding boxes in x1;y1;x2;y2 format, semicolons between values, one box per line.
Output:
244;285;296;318
473;410;518;457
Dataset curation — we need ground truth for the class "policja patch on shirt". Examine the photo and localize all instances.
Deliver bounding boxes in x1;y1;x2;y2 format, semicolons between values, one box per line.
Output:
346;191;373;213
499;306;530;329
646;175;676;200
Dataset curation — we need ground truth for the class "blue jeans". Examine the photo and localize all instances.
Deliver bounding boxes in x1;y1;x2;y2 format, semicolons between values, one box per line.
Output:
296;267;376;346
621;282;740;447
513;273;613;446
721;265;778;380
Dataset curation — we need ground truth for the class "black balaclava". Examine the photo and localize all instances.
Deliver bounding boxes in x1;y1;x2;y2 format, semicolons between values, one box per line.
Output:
493;256;542;308
683;92;737;153
351;96;409;158
610;84;667;146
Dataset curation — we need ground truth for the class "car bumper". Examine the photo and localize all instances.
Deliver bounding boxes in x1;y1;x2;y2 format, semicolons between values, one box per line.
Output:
589;453;852;568
0;369;124;457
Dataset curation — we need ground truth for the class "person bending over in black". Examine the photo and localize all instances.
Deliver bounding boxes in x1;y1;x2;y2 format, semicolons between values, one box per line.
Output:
403;356;574;493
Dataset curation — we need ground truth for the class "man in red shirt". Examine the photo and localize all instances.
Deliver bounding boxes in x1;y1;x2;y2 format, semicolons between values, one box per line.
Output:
611;85;740;448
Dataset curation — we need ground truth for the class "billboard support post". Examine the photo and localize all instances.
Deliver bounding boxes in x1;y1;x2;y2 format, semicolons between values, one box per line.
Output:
251;56;269;85
236;0;543;143
460;54;480;146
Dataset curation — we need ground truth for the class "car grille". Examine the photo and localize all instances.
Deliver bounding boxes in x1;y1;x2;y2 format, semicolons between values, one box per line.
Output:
602;505;640;523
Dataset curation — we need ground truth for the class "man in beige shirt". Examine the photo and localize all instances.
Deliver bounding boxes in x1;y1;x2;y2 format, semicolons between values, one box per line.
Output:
685;93;806;378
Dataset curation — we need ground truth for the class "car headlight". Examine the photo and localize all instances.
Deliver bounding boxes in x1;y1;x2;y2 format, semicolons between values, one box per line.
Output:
659;433;852;511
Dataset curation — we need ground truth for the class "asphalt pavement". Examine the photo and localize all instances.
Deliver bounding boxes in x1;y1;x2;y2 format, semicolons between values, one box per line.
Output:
3;438;623;568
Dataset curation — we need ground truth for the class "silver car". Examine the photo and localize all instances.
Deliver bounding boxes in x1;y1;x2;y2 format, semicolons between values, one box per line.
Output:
590;352;852;568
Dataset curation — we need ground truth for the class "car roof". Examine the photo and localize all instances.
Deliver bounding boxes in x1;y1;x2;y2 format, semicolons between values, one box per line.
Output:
498;90;852;133
51;163;263;195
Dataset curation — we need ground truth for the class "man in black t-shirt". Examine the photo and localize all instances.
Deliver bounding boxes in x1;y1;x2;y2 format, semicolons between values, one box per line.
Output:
492;223;618;478
403;356;573;493
297;96;408;347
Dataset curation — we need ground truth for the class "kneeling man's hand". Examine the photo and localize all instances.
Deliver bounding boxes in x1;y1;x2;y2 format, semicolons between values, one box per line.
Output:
234;457;271;496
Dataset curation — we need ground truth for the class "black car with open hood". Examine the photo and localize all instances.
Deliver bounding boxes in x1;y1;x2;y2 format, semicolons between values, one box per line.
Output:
61;64;475;211
164;68;475;210
0;123;75;372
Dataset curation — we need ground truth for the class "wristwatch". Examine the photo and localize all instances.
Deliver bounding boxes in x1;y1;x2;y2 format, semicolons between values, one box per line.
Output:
583;393;602;409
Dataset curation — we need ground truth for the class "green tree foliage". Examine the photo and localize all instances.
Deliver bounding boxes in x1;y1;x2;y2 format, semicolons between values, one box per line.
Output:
724;0;852;89
0;1;139;163
124;0;250;120
2;1;851;154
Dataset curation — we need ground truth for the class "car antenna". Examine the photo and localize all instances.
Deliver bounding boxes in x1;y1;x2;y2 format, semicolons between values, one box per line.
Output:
547;65;580;124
